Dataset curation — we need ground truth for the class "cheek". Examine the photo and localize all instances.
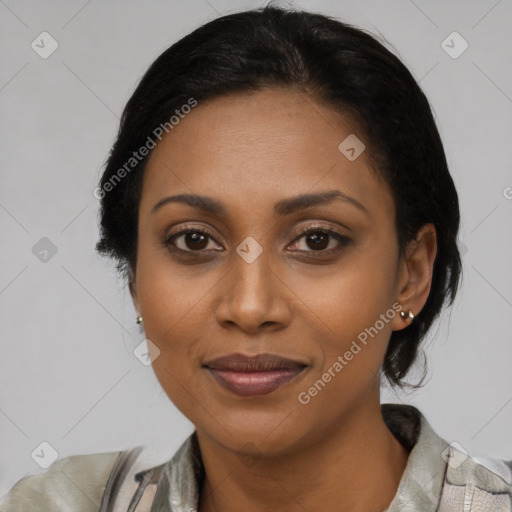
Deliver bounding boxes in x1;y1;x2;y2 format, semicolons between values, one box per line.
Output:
296;246;398;374
301;246;397;328
145;313;209;420
135;233;219;339
137;269;212;368
294;273;397;417
135;253;228;412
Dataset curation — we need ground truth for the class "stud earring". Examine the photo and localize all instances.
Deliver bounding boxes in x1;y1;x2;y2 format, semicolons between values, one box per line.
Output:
136;316;143;324
400;310;414;321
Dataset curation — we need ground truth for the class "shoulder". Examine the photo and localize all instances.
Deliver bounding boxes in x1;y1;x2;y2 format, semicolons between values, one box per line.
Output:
441;444;512;510
0;449;127;512
382;403;512;511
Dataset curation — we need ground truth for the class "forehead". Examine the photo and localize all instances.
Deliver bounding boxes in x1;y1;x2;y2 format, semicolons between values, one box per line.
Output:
140;88;393;218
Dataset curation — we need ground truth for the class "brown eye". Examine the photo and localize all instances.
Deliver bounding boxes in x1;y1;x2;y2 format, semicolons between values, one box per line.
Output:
164;228;221;252
163;225;351;258
182;232;209;250
290;228;351;254
304;232;330;251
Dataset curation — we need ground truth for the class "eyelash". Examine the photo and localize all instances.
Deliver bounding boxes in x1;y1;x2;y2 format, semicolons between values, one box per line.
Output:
162;224;351;258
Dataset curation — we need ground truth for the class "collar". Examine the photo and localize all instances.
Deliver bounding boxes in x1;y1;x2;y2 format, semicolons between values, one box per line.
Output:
148;403;449;512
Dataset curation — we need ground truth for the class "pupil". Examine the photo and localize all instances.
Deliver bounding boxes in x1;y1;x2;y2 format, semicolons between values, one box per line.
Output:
308;233;328;250
187;233;207;250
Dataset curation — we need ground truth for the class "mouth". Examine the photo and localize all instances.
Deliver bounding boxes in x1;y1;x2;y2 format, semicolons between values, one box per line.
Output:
202;353;308;397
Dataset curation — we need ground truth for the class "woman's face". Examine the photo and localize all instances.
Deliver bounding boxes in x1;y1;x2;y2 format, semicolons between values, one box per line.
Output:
131;88;419;456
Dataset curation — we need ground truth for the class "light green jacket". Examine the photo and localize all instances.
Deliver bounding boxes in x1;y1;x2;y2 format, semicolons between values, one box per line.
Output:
2;404;511;511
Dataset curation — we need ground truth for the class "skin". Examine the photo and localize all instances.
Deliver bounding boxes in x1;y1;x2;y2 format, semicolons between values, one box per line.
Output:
130;87;437;512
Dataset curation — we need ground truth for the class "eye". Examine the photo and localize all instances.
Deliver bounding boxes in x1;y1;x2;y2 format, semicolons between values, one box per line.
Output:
288;226;351;255
162;224;351;256
163;226;222;252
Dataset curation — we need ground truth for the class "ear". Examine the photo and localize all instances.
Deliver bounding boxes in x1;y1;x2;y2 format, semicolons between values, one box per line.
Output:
129;274;139;314
391;223;437;331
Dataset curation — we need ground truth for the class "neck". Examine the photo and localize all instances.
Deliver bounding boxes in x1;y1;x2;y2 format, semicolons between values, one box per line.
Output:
196;396;410;512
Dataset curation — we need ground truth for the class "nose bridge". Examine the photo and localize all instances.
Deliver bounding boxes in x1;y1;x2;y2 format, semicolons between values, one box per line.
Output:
215;236;288;330
232;236;274;304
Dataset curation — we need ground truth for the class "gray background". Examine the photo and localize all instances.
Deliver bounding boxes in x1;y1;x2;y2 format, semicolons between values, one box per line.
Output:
1;0;511;498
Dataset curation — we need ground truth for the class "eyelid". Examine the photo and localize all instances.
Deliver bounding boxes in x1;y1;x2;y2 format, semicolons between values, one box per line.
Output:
291;221;343;237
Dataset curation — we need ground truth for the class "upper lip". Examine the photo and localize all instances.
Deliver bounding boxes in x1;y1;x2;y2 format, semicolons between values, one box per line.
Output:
203;353;308;372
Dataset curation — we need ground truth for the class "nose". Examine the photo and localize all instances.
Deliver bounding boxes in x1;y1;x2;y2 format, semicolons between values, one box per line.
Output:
214;246;292;334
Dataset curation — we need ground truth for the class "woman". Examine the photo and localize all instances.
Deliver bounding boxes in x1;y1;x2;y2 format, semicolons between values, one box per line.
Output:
2;5;511;511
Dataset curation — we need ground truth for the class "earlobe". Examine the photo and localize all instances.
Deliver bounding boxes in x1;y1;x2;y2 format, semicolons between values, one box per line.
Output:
392;223;437;331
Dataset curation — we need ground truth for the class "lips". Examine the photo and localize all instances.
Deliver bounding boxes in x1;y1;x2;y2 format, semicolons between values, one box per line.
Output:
203;353;308;397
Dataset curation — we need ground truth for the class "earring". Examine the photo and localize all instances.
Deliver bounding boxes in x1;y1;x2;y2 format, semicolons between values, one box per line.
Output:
136;316;143;324
400;310;414;321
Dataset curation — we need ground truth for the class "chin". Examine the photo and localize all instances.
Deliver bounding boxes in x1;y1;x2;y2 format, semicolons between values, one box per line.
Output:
198;408;308;454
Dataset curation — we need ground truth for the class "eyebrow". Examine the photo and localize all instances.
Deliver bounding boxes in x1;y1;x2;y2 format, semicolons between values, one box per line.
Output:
151;190;368;216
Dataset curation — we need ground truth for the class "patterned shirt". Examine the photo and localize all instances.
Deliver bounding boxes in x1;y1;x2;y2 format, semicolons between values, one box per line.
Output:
2;403;511;511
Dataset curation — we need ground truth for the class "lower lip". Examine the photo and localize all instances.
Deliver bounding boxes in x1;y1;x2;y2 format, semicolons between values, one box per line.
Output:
206;368;305;397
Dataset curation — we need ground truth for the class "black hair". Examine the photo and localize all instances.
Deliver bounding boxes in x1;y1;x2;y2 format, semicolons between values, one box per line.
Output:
95;4;462;388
